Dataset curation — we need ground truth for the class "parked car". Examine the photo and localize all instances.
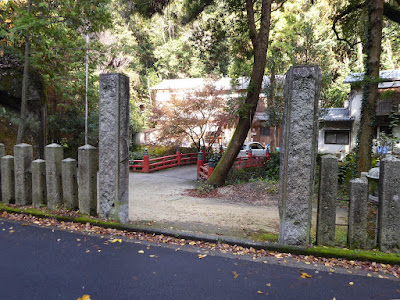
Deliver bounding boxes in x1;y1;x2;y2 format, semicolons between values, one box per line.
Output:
238;142;268;157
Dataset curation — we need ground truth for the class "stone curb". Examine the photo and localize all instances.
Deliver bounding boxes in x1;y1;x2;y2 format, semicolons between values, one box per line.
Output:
1;206;400;265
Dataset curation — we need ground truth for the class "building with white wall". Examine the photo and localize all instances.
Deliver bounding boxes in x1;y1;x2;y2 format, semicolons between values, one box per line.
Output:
318;70;400;159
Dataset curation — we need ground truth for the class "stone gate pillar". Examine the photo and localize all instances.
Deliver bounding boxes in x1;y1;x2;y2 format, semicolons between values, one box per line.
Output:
99;73;130;223
278;65;321;245
378;156;400;252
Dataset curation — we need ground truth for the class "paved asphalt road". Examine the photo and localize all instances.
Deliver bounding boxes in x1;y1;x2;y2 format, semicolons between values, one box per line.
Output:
0;219;399;300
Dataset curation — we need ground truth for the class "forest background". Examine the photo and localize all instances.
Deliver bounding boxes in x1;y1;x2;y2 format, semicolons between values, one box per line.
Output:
0;0;399;160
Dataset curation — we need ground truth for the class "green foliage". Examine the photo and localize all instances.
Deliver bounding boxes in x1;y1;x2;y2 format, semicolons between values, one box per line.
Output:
225;153;280;185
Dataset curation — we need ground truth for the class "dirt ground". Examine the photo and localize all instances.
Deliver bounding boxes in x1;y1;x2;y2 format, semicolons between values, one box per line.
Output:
128;165;347;239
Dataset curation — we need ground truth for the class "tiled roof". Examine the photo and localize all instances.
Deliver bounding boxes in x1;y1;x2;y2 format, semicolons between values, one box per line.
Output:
319;108;354;122
344;70;400;83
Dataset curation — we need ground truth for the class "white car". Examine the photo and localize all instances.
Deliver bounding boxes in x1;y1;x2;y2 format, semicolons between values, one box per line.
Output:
238;142;267;157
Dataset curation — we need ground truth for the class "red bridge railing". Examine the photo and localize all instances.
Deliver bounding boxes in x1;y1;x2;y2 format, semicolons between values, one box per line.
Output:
197;152;270;181
129;149;198;173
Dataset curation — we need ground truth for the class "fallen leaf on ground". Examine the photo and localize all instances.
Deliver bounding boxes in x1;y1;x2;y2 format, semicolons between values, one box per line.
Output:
300;272;312;279
77;295;91;300
110;239;122;243
257;291;263;294
266;283;271;287
138;250;144;254
232;271;239;279
198;254;207;259
349;282;354;286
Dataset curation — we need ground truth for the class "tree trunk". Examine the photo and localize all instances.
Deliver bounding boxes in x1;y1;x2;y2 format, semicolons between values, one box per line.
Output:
268;67;276;152
206;0;272;187
356;0;384;176
16;0;32;144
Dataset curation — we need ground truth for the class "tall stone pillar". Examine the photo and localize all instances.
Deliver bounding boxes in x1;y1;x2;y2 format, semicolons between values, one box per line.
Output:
78;145;98;216
14;143;33;205
45;143;63;209
99;73;130;223
279;65;321;245
348;178;368;249
378;156;400;252
1;155;14;204
316;155;338;246
0;143;4;202
32;159;46;208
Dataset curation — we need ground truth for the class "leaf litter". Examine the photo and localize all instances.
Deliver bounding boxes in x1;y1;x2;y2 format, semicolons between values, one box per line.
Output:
1;211;400;279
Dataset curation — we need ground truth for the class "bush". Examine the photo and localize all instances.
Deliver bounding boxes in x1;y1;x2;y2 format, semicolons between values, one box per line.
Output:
225;153;280;185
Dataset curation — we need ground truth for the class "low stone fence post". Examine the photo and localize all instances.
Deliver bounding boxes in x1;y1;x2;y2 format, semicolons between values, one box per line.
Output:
316;155;338;246
32;159;46;208
45;143;63;209
0;143;4;201
347;178;368;249
1;155;14;204
14;143;32;205
62;158;78;210
78;145;97;216
378;156;400;252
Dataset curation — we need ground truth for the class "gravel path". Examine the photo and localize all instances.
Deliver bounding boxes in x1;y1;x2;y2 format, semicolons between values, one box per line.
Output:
128;165;348;238
129;165;280;237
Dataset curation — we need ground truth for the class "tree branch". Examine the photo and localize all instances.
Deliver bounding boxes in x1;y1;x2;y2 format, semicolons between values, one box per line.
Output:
332;1;366;48
246;0;257;47
384;2;400;24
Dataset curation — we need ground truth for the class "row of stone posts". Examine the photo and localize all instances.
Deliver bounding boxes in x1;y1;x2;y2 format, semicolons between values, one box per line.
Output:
0;143;97;215
316;154;400;253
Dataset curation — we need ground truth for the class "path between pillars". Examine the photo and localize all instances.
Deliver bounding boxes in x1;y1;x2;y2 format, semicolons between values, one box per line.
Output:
128;165;280;238
128;165;348;239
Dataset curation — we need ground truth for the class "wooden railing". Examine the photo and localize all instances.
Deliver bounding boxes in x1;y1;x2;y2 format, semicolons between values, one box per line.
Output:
197;153;270;180
129;150;198;173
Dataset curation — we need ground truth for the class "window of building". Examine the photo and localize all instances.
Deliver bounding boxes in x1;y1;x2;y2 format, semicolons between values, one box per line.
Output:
260;126;270;136
324;131;349;145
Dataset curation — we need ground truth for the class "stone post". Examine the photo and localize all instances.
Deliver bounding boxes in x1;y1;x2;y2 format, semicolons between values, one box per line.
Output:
78;145;98;216
0;143;4;202
99;73;130;223
1;156;14;204
278;65;321;245
347;178;368;249
316;155;338;246
32;159;46;208
378;156;400;252
45;143;63;209
14;143;33;205
62;158;78;210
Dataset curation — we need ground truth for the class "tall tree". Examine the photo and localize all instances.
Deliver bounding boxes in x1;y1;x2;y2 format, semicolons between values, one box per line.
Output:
16;0;32;144
206;0;272;186
356;0;384;175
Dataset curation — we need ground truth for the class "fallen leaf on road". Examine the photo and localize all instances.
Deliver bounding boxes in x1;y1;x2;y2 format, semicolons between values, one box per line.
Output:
22;223;30;226
266;283;271;287
138;250;144;254
300;272;312;279
9;230;14;233
110;239;122;243
232;271;239;279
349;282;354;286
257;291;263;294
198;254;207;259
77;295;91;300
